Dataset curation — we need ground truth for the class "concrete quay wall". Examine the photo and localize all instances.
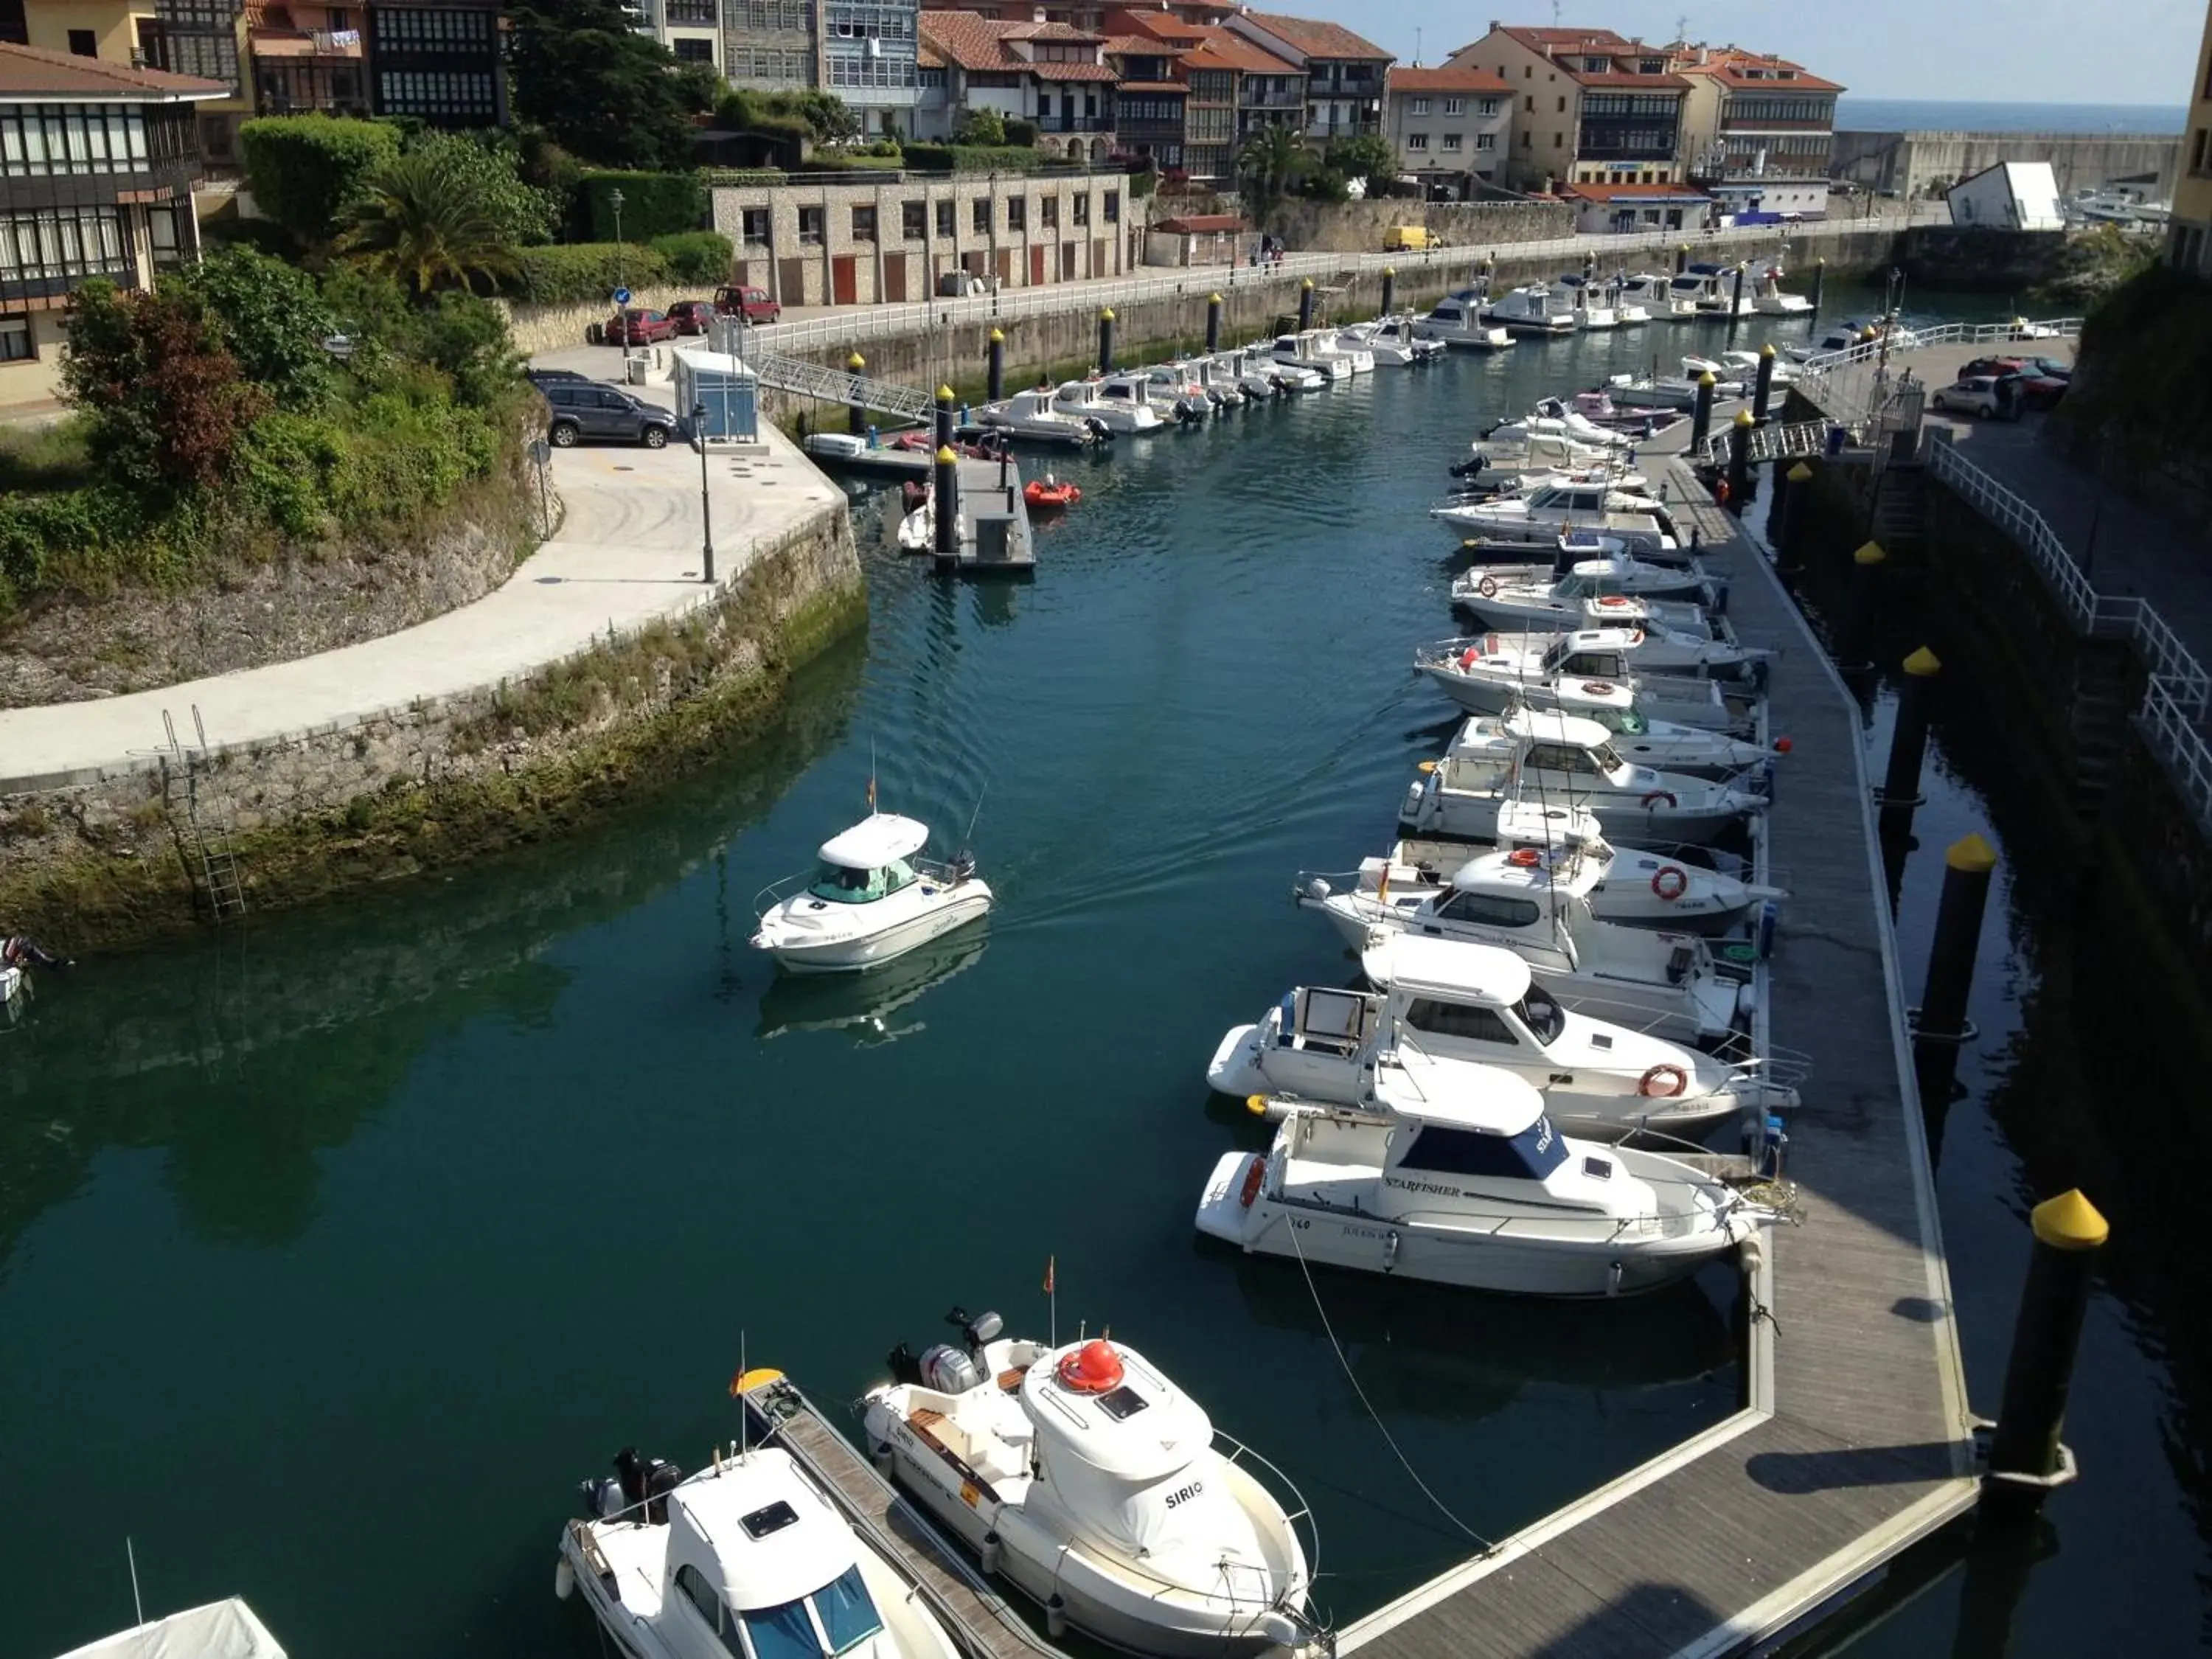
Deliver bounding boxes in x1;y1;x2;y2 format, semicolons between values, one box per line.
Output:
1832;129;2181;201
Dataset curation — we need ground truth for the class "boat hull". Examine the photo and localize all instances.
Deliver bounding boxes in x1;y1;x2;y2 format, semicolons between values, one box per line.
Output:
1400;773;1755;848
758;887;993;974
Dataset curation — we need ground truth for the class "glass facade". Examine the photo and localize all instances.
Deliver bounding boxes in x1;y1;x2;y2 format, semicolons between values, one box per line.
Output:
367;4;500;126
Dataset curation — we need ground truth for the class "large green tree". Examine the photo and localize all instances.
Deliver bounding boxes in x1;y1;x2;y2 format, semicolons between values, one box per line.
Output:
337;146;522;297
507;0;712;171
1324;133;1398;192
62;281;268;493
170;246;338;410
1238;123;1304;219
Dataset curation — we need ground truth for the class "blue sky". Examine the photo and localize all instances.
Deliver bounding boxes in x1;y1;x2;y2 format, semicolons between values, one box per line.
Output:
1283;0;2203;106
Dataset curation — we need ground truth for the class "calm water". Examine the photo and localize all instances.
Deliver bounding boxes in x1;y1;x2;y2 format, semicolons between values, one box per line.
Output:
2;294;2206;1659
1834;99;2185;135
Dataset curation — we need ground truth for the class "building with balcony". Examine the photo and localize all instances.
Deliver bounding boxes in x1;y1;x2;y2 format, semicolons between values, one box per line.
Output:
1102;32;1182;172
914;10;1113;156
1385;63;1509;195
246;0;366;114
723;0;813;91
1445;24;1688;192
2171;1;2212;273
1;39;225;408
1670;42;1840;219
1099;10;1291;183
134;0;250;162
1223;10;1388;144
3;0;157;63
361;0;499;126
822;0;919;136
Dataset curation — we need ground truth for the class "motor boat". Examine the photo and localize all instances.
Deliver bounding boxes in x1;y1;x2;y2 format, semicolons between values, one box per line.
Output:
863;1312;1315;1658
1483;411;1635;452
1526;682;1772;775
1750;266;1813;315
1208;347;1282;400
1484;285;1578;336
1546;390;1678;434
558;1439;963;1659
1051;378;1161;434
1091;370;1194;427
1452;433;1624;487
1399;708;1766;849
1023;475;1080;509
1611;375;1742;409
1269;331;1353;382
894;496;934;554
1414;290;1514;349
1415;631;1762;728
1268;360;1327;393
49;1600;291;1659
1716;348;1798;386
1141;363;1219;422
1341;317;1447;364
1298;801;1783;939
1551;274;1618;330
1312;328;1376;374
1672;263;1741;316
976;389;1106;448
1620;272;1697;319
752;813;992;973
1207;936;1794;1140
1194;1071;1789;1296
1435;481;1677;544
1453;557;1722;632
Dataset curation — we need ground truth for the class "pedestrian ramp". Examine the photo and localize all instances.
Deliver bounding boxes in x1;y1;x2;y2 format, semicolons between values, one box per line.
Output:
748;349;935;423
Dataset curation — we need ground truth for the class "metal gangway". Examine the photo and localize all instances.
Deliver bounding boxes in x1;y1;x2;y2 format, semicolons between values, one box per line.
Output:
1693;417;1846;467
746;347;936;422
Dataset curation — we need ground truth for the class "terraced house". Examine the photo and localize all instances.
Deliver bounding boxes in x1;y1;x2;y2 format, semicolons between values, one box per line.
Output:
1223;9;1388;142
1671;41;1842;219
1446;23;1688;192
914;10;1113;159
1385;63;1510;197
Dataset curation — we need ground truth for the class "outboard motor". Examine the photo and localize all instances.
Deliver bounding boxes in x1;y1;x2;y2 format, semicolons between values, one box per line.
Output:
919;1344;984;1394
888;1341;925;1386
949;849;977;883
1083;416;1112;442
644;1459;684;1525
580;1446;680;1523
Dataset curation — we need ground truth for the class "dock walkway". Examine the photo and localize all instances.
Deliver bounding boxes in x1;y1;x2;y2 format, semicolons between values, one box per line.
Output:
1339;465;1976;1658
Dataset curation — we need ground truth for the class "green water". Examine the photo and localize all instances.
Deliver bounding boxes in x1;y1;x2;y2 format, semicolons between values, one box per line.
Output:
8;291;2197;1659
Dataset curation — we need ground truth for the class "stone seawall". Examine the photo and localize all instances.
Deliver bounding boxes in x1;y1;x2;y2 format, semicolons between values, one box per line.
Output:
499;285;701;357
1262;198;1576;254
0;504;863;950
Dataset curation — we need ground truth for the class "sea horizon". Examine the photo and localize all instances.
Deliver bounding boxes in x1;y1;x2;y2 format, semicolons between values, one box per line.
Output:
1836;97;2185;134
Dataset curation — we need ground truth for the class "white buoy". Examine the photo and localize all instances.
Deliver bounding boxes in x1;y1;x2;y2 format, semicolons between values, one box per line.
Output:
1046;1595;1068;1640
554;1557;576;1601
980;1532;1001;1575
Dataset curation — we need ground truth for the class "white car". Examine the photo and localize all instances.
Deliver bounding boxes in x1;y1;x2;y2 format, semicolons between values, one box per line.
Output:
1930;375;2022;420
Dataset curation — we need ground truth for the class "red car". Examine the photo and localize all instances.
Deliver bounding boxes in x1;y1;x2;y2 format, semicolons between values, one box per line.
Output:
1958;355;2029;381
664;299;715;335
712;284;782;325
605;308;676;346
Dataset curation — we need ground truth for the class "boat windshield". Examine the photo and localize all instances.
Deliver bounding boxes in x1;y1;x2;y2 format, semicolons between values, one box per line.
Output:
807;860;917;904
810;1566;884;1655
1516;989;1566;1045
1593;742;1627;772
737;1599;820;1659
1602;709;1648;735
732;1567;884;1659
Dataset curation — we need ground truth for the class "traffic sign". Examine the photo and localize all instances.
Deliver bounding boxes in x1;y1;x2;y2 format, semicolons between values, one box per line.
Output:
612;286;632;306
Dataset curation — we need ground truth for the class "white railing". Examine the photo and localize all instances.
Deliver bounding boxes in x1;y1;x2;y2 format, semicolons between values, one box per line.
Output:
1795;318;2084;422
1694;417;1840;467
1923;437;2212;830
746;348;934;420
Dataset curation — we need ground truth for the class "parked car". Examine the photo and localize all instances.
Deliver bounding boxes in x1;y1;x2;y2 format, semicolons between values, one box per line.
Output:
666;299;716;335
539;380;680;448
1930;375;2023;420
712;284;781;324
1958;355;2030;382
526;366;591;386
605;308;676;346
2028;356;2073;382
2007;370;2069;411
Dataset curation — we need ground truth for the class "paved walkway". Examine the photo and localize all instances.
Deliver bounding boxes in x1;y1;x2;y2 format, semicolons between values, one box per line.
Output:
0;395;841;793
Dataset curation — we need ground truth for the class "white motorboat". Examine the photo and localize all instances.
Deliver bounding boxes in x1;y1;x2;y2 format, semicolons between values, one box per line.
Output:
1342;317;1447;364
863;1315;1314;1658
1453;557;1722;632
975;389;1105;447
1484;285;1578;336
1269;331;1353;382
1141;363;1220;422
1551;274;1618;330
1611;375;1742;409
1314;328;1376;374
1716;347;1798;386
1414;290;1514;349
1192;354;1257;406
1529;682;1774;776
1415;632;1761;728
1453;434;1624;486
753;813;992;973
1051;378;1161;434
558;1439;962;1659
1298;801;1783;939
1672;264;1739;316
1550;390;1679;433
54;1599;289;1659
894;497;934;554
1207;936;1794;1139
1194;1071;1787;1296
1208;347;1282;400
1750;266;1813;315
1620;272;1698;319
1268;360;1327;393
1435;480;1677;544
1399;708;1766;849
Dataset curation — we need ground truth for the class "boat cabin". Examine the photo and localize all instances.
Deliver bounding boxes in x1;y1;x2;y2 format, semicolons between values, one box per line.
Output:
809;814;932;905
1363;936;1571;1060
1094;374;1153;408
1439;709;1635;794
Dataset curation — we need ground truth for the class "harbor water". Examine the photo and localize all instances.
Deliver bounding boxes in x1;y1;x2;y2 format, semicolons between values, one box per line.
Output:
1;293;2205;1658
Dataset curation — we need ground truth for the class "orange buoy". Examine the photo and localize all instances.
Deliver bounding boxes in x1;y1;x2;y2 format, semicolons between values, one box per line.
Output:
1057;1339;1126;1394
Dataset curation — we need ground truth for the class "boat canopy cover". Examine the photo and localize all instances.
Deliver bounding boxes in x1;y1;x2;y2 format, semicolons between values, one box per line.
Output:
1371;1054;1546;1134
1492;800;1602;847
1495;706;1615;748
56;1601;287;1659
818;813;931;869
667;1450;861;1611
1020;1342;1211;1481
1365;934;1534;1006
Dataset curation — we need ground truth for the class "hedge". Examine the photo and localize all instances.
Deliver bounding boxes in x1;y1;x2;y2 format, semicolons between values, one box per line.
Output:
239;115;402;243
900;144;1047;174
650;231;734;284
508;243;671;305
577;170;707;242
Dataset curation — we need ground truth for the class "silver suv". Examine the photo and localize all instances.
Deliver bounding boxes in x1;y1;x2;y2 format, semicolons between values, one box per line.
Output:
1930;375;2021;421
540;379;679;448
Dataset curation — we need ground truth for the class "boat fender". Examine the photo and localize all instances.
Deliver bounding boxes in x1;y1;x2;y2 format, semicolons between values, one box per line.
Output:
980;1532;1003;1575
1641;790;1678;810
1650;865;1689;901
1756;900;1779;960
1580;681;1613;695
1639;1063;1688;1099
1057;1339;1125;1393
1478;575;1499;598
555;1557;575;1600
1773;736;1792;754
1239;1152;1266;1208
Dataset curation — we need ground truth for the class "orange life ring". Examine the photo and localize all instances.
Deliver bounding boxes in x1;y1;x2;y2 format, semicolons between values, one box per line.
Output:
1478;575;1499;598
1714;478;1732;504
1507;846;1543;868
1650;864;1689;900
1641;790;1677;809
1580;680;1613;695
1597;595;1632;608
1238;1152;1266;1208
1056;1339;1126;1393
1459;647;1481;670
1639;1063;1688;1099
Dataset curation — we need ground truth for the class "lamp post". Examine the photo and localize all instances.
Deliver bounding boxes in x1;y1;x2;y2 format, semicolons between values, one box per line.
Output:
611;186;629;364
694;401;715;585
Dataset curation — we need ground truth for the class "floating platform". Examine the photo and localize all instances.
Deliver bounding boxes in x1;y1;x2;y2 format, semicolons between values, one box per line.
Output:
938;457;1037;574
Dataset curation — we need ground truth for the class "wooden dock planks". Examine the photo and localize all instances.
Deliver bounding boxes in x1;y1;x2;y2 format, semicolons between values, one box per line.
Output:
1339;466;1976;1659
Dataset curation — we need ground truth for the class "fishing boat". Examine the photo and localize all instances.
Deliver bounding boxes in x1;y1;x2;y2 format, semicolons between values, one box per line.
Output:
1269;331;1353;382
1206;936;1794;1140
1194;1071;1789;1296
1051;378;1161;434
752;813;992;973
557;1437;963;1659
1484;285;1578;336
1750;266;1812;315
1672;263;1740;316
1434;479;1675;541
862;1312;1315;1658
1452;557;1721;633
1413;290;1514;349
1399;709;1767;849
1340;317;1447;364
1551;274;1618;330
1298;802;1782;938
976;389;1107;447
1620;271;1697;319
1414;631;1761;726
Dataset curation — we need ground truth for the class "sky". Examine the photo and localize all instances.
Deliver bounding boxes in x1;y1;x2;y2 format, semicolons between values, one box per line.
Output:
1280;0;2204;107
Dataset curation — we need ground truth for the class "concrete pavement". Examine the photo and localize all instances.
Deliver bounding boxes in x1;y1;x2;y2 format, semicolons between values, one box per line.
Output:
0;396;842;793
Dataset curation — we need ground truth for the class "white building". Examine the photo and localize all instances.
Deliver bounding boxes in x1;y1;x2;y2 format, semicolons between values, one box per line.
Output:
1948;160;2064;231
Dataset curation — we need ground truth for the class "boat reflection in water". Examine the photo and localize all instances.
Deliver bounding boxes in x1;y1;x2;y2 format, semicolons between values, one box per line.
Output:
755;933;988;1046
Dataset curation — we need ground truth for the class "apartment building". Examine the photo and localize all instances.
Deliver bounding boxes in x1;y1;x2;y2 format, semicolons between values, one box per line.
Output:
361;0;500;127
822;0;919;136
1446;24;1688;192
1385;64;1509;195
1102;28;1182;173
1;0;155;60
723;0;815;93
916;10;1113;156
2172;0;2212;273
629;0;723;72
245;0;366;115
711;169;1131;304
1224;10;1389;142
1;40;224;406
1672;42;1840;219
1101;9;1300;183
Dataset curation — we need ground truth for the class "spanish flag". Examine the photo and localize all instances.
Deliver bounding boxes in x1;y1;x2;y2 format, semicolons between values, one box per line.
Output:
1043;1255;1055;1295
866;774;876;811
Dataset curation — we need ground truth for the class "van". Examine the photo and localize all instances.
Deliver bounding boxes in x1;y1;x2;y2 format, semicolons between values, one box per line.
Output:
1383;224;1436;251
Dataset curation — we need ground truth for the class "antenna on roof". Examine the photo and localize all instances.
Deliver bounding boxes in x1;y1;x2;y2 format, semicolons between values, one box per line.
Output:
1413;25;1420;64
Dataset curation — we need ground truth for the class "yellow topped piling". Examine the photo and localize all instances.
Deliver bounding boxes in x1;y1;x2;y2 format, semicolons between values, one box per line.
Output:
2031;1189;2110;1251
1787;462;1814;483
1733;408;1754;427
1853;540;1886;564
847;350;865;369
1099;307;1114;320
934;445;958;464
1903;646;1942;676
1945;832;1997;873
1697;370;1717;388
988;327;1003;342
1760;341;1776;358
936;383;954;401
1208;291;1222;303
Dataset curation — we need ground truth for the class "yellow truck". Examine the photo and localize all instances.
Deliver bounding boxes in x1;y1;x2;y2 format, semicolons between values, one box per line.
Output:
1383;224;1438;251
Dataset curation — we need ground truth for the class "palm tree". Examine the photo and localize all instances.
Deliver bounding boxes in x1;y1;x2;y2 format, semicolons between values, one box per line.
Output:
1238;122;1305;221
338;147;520;299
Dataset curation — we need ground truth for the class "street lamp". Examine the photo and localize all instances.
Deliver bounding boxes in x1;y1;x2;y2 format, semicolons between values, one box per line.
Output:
611;186;629;364
695;401;716;585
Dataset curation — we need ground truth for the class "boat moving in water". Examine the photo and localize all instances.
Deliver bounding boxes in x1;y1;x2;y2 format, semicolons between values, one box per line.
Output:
753;813;992;973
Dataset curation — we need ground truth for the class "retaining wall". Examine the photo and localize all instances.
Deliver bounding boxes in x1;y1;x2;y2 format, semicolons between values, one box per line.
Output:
1262;198;1574;254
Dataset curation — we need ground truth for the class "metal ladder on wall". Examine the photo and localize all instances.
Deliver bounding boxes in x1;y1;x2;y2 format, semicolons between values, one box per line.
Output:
162;706;247;923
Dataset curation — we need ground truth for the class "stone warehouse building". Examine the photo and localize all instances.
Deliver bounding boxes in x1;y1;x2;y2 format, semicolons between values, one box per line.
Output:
711;168;1138;305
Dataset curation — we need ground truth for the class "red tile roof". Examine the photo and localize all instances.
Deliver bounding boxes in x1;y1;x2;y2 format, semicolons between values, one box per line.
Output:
1239;10;1390;62
0;39;229;100
917;10;1112;76
1182;29;1299;75
1000;19;1102;41
1389;64;1509;94
1101;33;1167;55
1673;45;1843;94
1487;25;1688;88
1562;181;1711;201
1030;60;1118;80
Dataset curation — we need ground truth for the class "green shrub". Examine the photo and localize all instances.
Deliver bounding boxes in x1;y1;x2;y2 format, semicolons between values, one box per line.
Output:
794;150;901;172
650;231;734;283
577;170;706;241
201;215;304;260
171;246;339;411
902;143;1046;174
1003;118;1038;147
240;114;403;245
952;108;1006;147
508;241;671;303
